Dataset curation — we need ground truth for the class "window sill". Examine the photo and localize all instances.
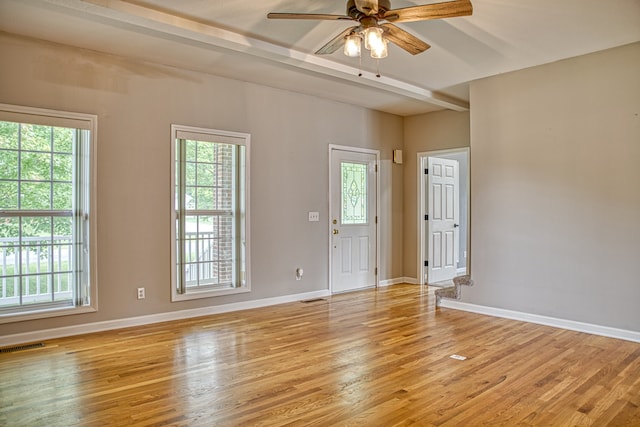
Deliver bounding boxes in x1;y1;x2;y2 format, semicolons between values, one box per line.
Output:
0;305;97;325
171;286;251;302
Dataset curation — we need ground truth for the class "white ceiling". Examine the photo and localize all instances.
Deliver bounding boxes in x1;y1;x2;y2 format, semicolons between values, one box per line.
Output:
1;0;639;116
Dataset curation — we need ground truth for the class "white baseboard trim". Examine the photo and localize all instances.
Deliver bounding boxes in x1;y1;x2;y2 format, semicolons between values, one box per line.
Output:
440;299;640;343
0;289;331;347
379;277;419;286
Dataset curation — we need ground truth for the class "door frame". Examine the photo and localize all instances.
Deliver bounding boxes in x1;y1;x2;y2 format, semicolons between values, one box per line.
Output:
328;144;380;293
417;148;470;285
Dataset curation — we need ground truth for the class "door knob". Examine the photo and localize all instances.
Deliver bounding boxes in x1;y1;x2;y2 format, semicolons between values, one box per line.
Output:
332;229;339;234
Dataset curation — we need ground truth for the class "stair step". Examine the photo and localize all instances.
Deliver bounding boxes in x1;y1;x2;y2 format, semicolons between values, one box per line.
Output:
434;274;473;307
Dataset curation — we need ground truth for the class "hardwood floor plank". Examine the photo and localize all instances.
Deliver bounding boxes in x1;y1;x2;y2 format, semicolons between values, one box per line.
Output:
1;284;639;426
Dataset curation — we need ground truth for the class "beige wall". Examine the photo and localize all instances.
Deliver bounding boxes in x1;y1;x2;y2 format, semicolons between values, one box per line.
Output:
467;42;640;331
0;33;404;336
402;110;470;280
3;31;637;338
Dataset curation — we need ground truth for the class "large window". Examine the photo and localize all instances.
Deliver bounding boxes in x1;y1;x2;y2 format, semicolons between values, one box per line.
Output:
171;125;249;301
0;104;97;322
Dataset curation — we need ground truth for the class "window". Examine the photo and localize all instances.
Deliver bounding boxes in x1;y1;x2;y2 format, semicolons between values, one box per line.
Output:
171;125;250;301
0;104;97;322
341;161;368;225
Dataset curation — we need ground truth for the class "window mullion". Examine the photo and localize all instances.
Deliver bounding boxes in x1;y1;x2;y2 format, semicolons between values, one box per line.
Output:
233;146;240;288
48;127;54;303
75;129;89;306
195;213;200;288
18;217;23;307
17;124;22;211
0;211;73;217
49;215;54;303
178;139;187;294
185;210;233;216
17;125;23;306
72;129;80;306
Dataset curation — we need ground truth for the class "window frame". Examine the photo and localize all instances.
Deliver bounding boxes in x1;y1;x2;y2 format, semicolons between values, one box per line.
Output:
0;103;98;324
170;124;250;302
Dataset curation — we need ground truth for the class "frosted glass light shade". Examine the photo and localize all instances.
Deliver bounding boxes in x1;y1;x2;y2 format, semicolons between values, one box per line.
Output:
364;26;384;51
344;34;361;57
370;39;388;58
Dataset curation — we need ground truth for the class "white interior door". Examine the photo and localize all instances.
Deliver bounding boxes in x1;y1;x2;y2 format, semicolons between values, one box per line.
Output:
330;148;377;293
427;157;459;283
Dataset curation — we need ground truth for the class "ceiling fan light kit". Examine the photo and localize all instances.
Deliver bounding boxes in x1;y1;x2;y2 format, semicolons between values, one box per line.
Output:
344;34;362;57
268;0;473;61
365;26;387;58
370;38;389;59
364;26;381;50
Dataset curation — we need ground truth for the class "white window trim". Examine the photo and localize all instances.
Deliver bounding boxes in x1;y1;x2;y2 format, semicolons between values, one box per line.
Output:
170;124;251;302
0;103;98;324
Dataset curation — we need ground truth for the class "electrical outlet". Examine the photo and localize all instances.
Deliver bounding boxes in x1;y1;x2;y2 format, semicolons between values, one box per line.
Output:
137;287;145;300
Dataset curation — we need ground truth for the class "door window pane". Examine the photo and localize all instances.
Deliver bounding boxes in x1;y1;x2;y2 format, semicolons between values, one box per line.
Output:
341;162;368;225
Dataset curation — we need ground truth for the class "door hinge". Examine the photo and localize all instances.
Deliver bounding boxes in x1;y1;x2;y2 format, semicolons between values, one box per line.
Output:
375;216;378;224
375;267;378;276
424;168;428;175
375;164;378;173
424;214;428;221
424;260;428;267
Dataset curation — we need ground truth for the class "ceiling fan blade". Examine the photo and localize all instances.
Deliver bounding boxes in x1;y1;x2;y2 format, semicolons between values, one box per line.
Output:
384;0;472;23
267;13;352;21
315;26;360;55
354;0;379;16
381;23;430;55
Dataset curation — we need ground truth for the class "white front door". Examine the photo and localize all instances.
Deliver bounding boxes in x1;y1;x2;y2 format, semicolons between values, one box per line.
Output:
330;148;377;293
427;157;459;283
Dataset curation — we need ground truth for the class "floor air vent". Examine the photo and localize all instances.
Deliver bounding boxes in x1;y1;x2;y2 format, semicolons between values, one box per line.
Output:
0;342;45;354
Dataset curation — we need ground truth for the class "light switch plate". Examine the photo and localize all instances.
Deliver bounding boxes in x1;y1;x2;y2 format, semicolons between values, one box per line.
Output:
393;149;403;164
308;212;320;222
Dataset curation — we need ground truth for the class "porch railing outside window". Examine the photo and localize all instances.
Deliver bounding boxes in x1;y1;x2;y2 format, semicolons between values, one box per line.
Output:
0;230;214;305
0;236;73;306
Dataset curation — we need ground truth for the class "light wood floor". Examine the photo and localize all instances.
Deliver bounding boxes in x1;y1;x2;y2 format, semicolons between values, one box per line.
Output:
1;285;639;426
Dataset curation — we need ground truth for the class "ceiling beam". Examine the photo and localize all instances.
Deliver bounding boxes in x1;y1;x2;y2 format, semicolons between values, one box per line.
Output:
39;0;469;111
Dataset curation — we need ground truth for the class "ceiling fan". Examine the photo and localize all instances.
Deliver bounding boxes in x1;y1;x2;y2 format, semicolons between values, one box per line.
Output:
267;0;473;59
